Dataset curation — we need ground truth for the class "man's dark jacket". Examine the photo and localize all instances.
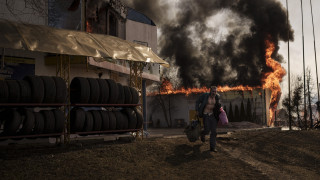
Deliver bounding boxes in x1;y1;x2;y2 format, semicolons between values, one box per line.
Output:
195;93;221;119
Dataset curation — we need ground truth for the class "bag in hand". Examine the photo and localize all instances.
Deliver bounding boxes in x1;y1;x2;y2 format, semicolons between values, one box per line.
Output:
218;107;229;125
184;120;201;142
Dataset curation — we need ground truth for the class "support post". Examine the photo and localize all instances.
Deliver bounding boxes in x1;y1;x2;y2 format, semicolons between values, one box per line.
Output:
1;48;5;69
142;79;147;131
56;55;71;143
129;61;146;139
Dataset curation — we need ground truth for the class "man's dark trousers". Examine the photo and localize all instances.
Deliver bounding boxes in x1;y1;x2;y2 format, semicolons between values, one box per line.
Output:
202;114;218;148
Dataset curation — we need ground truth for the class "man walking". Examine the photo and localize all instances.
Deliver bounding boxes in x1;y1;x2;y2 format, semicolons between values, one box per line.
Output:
195;86;221;152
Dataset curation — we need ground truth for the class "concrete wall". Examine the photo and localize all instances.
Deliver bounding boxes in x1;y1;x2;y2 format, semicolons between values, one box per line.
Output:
147;94;191;128
219;89;270;125
147;89;272;128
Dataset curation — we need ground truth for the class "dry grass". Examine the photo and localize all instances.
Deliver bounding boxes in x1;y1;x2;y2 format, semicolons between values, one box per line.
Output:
0;129;320;179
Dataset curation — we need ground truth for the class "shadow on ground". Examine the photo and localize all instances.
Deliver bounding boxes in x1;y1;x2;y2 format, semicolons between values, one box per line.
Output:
165;144;213;166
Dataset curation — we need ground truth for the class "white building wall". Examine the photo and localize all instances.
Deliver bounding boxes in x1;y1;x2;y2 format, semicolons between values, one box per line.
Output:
147;94;190;128
125;19;160;82
126;19;157;52
3;49;128;84
37;58;132;85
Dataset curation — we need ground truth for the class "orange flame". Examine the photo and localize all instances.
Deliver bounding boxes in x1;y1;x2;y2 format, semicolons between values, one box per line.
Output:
148;78;259;96
263;38;286;126
152;78;210;96
150;37;286;126
86;20;93;33
150;78;256;96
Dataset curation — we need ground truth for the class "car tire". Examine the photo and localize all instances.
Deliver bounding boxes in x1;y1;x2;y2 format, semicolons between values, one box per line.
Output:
97;79;109;104
105;79;118;104
87;78;100;104
6;80;20;103
24;75;45;103
17;80;31;103
0;80;8;103
70;108;86;132
70;77;90;104
100;111;109;130
52;76;67;103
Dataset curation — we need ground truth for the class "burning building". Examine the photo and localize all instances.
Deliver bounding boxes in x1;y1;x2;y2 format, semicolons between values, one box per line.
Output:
147;87;271;128
128;0;293;127
147;36;286;128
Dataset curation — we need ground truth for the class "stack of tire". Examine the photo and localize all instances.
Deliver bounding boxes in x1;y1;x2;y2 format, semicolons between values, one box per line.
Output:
0;108;65;138
70;77;142;134
0;75;67;139
70;77;140;104
70;107;143;133
0;75;67;104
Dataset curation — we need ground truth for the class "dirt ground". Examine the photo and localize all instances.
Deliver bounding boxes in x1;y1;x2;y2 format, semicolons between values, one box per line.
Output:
0;129;320;180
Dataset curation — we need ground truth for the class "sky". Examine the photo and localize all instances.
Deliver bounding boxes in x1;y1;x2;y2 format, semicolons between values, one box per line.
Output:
277;0;320;103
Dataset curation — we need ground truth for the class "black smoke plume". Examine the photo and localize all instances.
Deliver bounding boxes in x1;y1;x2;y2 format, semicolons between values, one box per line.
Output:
126;0;294;88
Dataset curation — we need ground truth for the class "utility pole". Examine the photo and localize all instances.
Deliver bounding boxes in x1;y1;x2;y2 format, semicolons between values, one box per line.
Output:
310;0;320;124
286;0;292;130
300;0;307;129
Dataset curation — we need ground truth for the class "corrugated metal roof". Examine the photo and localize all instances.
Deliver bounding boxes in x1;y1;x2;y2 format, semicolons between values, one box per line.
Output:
127;8;156;26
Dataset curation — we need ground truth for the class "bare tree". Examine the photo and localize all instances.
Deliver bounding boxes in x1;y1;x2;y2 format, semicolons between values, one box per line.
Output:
228;102;234;122
234;105;240;122
240;100;245;122
149;78;177;128
246;98;252;122
282;75;303;129
157;92;172;128
292;76;304;128
3;0;48;22
306;68;317;128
